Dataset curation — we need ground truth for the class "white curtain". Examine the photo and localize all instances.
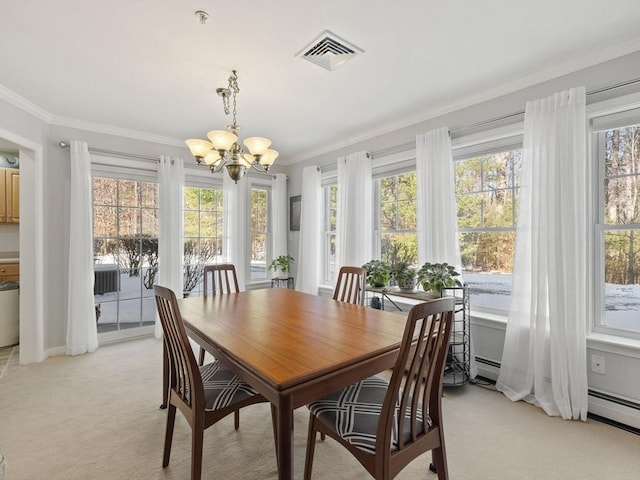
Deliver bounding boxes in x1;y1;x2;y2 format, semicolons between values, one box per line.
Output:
416;127;462;271
416;128;476;378
272;173;288;260
66;140;98;355
496;86;589;421
336;151;372;268
223;173;248;290
155;156;184;337
296;166;321;294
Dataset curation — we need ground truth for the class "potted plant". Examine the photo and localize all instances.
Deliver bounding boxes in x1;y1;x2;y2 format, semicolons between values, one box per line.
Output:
417;262;462;296
268;255;295;278
362;259;391;287
391;261;417;291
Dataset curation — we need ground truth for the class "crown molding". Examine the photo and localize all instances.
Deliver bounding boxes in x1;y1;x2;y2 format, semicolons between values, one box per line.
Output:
50;115;185;147
0;85;53;123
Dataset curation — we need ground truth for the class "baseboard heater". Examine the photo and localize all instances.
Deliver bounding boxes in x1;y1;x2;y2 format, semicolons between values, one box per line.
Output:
473;356;640;433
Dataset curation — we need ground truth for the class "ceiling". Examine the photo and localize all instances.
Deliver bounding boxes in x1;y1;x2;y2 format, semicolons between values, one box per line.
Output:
1;1;639;163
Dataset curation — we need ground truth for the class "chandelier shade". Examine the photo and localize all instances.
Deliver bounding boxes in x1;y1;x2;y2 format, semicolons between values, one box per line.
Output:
185;70;278;183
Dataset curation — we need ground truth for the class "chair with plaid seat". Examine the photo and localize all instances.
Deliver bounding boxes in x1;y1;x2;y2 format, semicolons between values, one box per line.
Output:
303;297;455;480
154;285;274;480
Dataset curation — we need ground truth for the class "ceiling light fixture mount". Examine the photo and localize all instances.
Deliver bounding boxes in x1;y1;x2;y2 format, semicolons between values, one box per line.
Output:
194;10;209;24
185;70;278;183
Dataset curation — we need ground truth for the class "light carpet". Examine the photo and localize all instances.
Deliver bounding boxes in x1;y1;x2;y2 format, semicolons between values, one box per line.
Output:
0;337;638;480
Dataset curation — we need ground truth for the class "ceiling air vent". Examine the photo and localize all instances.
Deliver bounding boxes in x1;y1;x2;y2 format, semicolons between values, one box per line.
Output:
296;30;363;71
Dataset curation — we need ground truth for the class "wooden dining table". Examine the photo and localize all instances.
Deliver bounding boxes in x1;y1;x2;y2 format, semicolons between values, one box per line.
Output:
176;287;408;480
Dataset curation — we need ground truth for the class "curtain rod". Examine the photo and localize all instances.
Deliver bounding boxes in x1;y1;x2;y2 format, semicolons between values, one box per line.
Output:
368;77;639;158
449;77;640;134
58;141;158;162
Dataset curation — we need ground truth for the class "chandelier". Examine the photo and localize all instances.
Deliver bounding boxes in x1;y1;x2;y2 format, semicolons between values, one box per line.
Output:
185;70;278;183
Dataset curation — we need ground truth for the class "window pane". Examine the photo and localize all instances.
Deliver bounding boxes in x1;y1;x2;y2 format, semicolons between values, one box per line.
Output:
93;177;117;205
184;186;199;209
141;208;157;236
381;233;418;265
118;207;140;236
456;148;521;312
119;180;139;207
182;187;224;296
94;206;117;237
141;183;157;208
93;177;158;335
602;230;640;334
250;188;269;281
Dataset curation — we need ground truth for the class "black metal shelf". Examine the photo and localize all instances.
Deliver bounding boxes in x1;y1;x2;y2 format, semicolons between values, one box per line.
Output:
441;286;470;387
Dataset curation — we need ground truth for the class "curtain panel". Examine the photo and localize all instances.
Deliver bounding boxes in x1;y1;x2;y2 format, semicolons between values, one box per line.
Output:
415;128;477;377
66;140;99;355
296;166;322;294
272;173;288;260
336;151;372;269
223;174;249;290
416;127;462;271
496;86;590;421
155;156;184;337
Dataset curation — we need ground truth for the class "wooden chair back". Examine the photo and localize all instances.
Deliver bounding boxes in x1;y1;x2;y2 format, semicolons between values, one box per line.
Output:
203;264;240;295
377;296;454;477
154;284;203;411
198;264;240;365
333;266;366;305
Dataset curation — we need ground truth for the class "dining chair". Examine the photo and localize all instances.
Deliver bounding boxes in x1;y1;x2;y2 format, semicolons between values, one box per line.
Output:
333;266;366;305
303;296;455;480
197;264;240;365
154;285;274;480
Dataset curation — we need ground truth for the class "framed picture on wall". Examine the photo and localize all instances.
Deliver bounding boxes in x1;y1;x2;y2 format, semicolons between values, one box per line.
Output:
290;195;301;231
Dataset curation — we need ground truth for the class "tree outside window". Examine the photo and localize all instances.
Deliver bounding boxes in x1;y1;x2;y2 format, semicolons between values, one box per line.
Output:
378;172;418;267
599;125;639;335
455;149;522;311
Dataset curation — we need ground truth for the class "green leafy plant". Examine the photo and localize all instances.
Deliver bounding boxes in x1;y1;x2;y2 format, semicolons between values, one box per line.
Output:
417;262;462;296
362;259;391;287
268;255;295;277
391;261;417;291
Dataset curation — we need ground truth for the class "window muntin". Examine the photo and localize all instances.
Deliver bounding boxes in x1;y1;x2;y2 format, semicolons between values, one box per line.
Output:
323;184;338;284
250;187;269;280
596;124;639;336
377;172;418;266
183;186;224;297
455;149;522;312
93;176;158;333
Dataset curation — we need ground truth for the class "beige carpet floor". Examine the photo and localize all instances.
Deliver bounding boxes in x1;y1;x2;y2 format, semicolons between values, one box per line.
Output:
0;337;638;480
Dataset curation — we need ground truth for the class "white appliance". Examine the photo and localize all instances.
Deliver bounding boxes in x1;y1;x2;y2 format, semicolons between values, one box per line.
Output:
0;282;19;347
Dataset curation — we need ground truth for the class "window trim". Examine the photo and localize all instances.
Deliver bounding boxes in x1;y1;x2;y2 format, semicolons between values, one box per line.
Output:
590;104;640;340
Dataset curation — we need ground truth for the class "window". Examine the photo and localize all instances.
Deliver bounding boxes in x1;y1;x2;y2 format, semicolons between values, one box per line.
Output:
183;186;224;297
250;187;270;280
595;122;639;336
376;172;418;266
323;184;338;284
92;177;158;333
455;148;522;312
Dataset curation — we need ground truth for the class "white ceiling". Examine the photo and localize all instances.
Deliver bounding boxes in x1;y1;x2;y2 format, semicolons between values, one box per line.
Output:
1;1;639;163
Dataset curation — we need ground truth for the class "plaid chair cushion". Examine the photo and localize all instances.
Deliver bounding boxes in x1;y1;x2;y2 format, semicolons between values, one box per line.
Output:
308;375;427;454
199;361;260;411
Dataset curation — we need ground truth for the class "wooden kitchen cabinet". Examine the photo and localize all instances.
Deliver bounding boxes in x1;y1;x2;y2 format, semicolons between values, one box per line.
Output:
0;167;19;224
0;263;19;282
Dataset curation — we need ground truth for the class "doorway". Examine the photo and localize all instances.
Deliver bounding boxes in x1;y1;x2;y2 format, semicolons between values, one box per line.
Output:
0;129;45;364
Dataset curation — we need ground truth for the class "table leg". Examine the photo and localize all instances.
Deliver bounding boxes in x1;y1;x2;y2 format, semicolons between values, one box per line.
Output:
276;396;293;480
